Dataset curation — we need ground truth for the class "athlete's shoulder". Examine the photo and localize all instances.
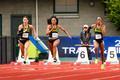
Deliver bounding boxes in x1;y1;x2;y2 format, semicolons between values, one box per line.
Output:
19;24;23;27
47;24;52;28
18;24;23;30
57;24;62;28
28;24;34;29
47;24;51;27
28;24;33;27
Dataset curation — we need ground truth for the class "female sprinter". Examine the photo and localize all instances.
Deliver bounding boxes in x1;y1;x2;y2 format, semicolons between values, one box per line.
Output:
91;17;106;69
17;16;37;64
46;16;71;63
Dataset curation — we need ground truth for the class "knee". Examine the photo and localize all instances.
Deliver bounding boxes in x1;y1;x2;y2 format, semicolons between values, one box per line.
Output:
24;47;28;51
53;44;57;48
94;47;98;51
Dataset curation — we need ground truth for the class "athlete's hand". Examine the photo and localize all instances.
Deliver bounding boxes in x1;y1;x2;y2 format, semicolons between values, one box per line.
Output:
68;35;72;39
49;27;55;33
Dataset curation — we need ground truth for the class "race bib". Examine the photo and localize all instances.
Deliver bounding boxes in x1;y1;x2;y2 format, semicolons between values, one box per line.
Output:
22;33;29;38
95;34;102;39
52;33;58;38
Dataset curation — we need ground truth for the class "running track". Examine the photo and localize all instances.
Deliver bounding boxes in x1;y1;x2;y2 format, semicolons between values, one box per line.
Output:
0;62;120;80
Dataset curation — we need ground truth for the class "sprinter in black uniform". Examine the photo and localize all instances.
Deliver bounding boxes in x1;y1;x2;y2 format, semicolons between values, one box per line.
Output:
17;16;37;64
91;17;106;69
46;16;71;63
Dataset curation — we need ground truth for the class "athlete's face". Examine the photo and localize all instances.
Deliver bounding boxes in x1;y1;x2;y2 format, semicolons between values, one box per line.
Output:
51;18;57;25
96;17;102;26
23;17;28;24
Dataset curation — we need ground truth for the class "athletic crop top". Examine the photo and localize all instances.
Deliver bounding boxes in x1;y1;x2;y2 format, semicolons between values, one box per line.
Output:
94;28;102;33
94;26;103;40
49;25;59;40
20;24;32;39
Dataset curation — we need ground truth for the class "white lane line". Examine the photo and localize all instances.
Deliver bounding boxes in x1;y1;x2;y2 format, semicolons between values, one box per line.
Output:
0;64;117;79
93;75;120;80
0;65;78;75
0;63;119;79
41;69;119;80
0;62;97;78
0;66;99;79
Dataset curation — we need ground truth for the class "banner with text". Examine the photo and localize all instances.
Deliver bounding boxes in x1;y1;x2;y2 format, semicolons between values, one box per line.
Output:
56;36;120;58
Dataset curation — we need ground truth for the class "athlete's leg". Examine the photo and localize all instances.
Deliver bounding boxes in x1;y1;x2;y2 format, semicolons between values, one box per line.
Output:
94;40;99;63
94;40;99;58
18;41;24;57
100;41;105;69
99;41;105;64
17;41;25;62
48;41;53;56
53;39;60;60
24;40;30;61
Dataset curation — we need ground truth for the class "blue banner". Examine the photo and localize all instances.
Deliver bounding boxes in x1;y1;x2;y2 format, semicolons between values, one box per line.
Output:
56;36;120;58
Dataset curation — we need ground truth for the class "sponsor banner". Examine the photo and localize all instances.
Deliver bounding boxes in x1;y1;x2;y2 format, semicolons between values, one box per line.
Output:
56;36;120;58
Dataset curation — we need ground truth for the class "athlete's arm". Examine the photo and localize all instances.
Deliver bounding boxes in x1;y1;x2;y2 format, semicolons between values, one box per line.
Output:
102;25;106;35
91;24;96;29
18;24;23;32
88;24;95;32
58;25;71;38
29;25;37;38
17;24;23;45
46;25;53;35
17;24;23;38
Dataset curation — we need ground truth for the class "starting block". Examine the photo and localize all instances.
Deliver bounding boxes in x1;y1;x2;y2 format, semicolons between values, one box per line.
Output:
75;47;89;64
46;48;60;63
106;47;119;64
